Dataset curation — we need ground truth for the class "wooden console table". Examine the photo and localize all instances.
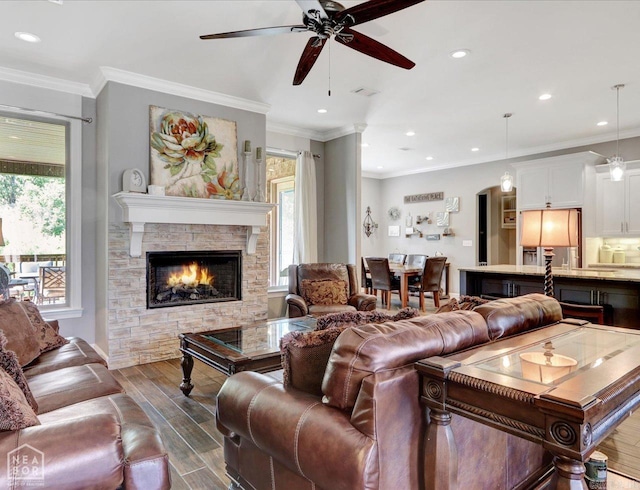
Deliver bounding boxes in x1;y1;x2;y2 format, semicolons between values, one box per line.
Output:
416;320;640;489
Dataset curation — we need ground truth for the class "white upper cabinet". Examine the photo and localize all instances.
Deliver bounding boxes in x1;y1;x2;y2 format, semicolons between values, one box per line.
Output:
596;167;640;236
514;152;600;210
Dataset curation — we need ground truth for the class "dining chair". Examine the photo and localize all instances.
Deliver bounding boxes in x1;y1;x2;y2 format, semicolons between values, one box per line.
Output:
387;253;407;265
38;266;66;304
406;254;427;287
559;301;605;324
366;257;402;308
410;256;447;311
361;257;372;294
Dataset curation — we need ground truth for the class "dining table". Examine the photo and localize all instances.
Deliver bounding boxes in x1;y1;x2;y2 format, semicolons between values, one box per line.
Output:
386;262;450;308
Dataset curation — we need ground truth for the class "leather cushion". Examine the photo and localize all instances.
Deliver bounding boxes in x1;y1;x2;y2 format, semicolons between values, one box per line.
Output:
0;368;39;430
28;363;124;414
322;310;490;411
24;337;106;377
0;299;41;366
473;293;562;340
300;279;348;305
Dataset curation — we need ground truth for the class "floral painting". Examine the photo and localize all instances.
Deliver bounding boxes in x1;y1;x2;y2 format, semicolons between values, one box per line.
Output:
149;105;239;199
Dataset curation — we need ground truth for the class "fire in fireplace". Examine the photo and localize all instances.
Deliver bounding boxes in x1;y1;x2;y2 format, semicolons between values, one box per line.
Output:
146;250;241;309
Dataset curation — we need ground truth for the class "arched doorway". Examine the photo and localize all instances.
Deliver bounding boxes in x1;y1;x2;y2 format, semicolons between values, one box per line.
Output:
476;185;517;266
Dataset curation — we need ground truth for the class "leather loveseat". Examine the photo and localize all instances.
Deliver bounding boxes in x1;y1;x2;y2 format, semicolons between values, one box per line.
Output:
286;263;376;318
216;294;564;490
0;299;170;489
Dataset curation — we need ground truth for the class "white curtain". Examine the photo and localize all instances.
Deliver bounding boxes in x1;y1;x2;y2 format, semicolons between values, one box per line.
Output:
293;151;318;264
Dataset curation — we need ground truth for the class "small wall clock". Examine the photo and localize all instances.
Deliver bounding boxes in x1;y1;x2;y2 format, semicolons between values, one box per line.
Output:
123;168;147;193
388;207;401;220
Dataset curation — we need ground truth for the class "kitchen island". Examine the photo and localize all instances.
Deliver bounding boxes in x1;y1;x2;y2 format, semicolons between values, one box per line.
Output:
459;265;640;328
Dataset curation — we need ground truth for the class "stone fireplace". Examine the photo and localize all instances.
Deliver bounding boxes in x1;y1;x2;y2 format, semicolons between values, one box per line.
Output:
146;250;242;309
108;193;274;369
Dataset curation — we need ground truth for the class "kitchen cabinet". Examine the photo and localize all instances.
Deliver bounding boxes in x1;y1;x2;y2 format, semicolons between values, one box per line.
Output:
465;274;543;299
554;279;640;328
596;168;640;236
517;161;584;209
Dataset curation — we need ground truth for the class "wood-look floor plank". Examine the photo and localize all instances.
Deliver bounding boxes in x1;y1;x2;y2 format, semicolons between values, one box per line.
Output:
124;372;185;420
137;400;206;476
197;447;232;488
168;463;191;490
171;393;217;424
164;410;220;454
181;466;228;490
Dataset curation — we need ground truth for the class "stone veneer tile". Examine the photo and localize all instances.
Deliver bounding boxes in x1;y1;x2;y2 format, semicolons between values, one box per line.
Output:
107;222;269;369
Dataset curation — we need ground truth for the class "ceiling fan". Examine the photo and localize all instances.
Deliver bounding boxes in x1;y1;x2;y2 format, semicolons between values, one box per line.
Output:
200;0;425;86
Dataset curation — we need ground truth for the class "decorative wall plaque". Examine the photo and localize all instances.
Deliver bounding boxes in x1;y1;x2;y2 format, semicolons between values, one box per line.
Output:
436;211;450;227
404;192;444;204
445;197;460;212
388;225;400;237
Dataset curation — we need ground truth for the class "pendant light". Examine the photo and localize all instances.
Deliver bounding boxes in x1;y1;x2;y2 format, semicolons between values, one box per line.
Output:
500;113;514;192
608;84;625;182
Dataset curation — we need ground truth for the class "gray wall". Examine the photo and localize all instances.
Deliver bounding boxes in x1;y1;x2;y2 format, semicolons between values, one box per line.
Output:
362;135;640;295
0;79;97;341
311;139;325;261
95;81;267;355
324;133;359;264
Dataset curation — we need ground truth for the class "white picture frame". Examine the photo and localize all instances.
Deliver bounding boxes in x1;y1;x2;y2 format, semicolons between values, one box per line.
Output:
388;225;400;237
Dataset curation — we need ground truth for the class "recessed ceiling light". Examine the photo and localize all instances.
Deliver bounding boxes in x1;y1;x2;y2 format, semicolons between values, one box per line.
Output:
377;166;383;169
8;136;20;139
426;156;434;161
317;108;327;114
14;32;41;43
48;0;64;4
450;49;470;59
538;93;552;101
471;147;480;152
405;131;416;136
361;143;369;148
597;121;608;126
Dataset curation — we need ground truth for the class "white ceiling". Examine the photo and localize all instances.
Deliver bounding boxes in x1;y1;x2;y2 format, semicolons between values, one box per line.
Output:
2;0;640;178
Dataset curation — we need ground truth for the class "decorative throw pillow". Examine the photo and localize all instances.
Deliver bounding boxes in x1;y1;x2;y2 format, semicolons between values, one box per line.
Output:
0;331;37;412
0;368;40;431
17;300;68;354
315;307;420;331
435;296;490;314
300;279;349;306
0;299;42;366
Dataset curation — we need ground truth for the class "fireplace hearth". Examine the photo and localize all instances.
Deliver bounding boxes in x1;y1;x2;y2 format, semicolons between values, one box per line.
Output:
147;250;242;309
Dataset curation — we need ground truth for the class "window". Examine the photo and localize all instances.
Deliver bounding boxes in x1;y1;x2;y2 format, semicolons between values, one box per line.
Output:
267;154;296;286
0;112;76;311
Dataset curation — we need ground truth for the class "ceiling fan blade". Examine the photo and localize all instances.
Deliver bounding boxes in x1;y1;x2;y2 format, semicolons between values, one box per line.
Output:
200;25;307;40
293;36;327;85
295;0;328;19
336;28;415;69
335;0;425;26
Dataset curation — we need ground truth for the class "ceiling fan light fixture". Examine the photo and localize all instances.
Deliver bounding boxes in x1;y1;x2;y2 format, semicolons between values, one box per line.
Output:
608;84;626;182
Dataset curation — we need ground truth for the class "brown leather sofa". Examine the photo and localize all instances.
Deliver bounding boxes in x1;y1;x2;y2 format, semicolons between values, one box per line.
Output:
216;294;563;490
286;263;376;318
0;318;170;489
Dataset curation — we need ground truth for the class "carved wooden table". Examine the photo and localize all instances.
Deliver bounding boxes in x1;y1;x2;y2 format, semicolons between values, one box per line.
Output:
179;316;316;395
416;320;640;490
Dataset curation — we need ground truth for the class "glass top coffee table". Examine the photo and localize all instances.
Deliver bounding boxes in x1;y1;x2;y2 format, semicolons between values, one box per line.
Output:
416;320;640;490
179;316;316;395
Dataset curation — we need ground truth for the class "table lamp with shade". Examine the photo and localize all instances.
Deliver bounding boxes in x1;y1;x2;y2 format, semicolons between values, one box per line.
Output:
520;206;579;297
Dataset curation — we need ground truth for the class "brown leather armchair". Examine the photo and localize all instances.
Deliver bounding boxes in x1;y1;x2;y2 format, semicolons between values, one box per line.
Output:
286;263;377;317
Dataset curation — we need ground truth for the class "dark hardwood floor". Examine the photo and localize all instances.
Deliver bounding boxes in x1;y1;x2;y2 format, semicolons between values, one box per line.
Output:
116;355;640;490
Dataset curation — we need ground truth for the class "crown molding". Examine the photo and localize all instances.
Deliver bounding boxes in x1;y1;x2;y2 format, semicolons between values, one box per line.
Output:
94;67;271;115
266;121;324;140
0;66;93;97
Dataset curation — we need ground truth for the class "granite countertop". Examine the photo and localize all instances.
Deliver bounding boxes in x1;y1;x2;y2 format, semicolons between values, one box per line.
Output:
458;264;640;282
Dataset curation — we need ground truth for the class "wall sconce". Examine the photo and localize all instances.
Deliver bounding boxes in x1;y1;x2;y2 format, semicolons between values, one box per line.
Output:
363;206;378;237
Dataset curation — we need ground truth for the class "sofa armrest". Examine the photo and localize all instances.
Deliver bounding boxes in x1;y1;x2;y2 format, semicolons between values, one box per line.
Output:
348;293;377;311
0;413;124;489
285;293;308;317
217;372;376;490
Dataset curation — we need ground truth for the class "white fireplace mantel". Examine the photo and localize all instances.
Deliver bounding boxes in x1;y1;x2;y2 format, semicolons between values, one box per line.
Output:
113;192;275;257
